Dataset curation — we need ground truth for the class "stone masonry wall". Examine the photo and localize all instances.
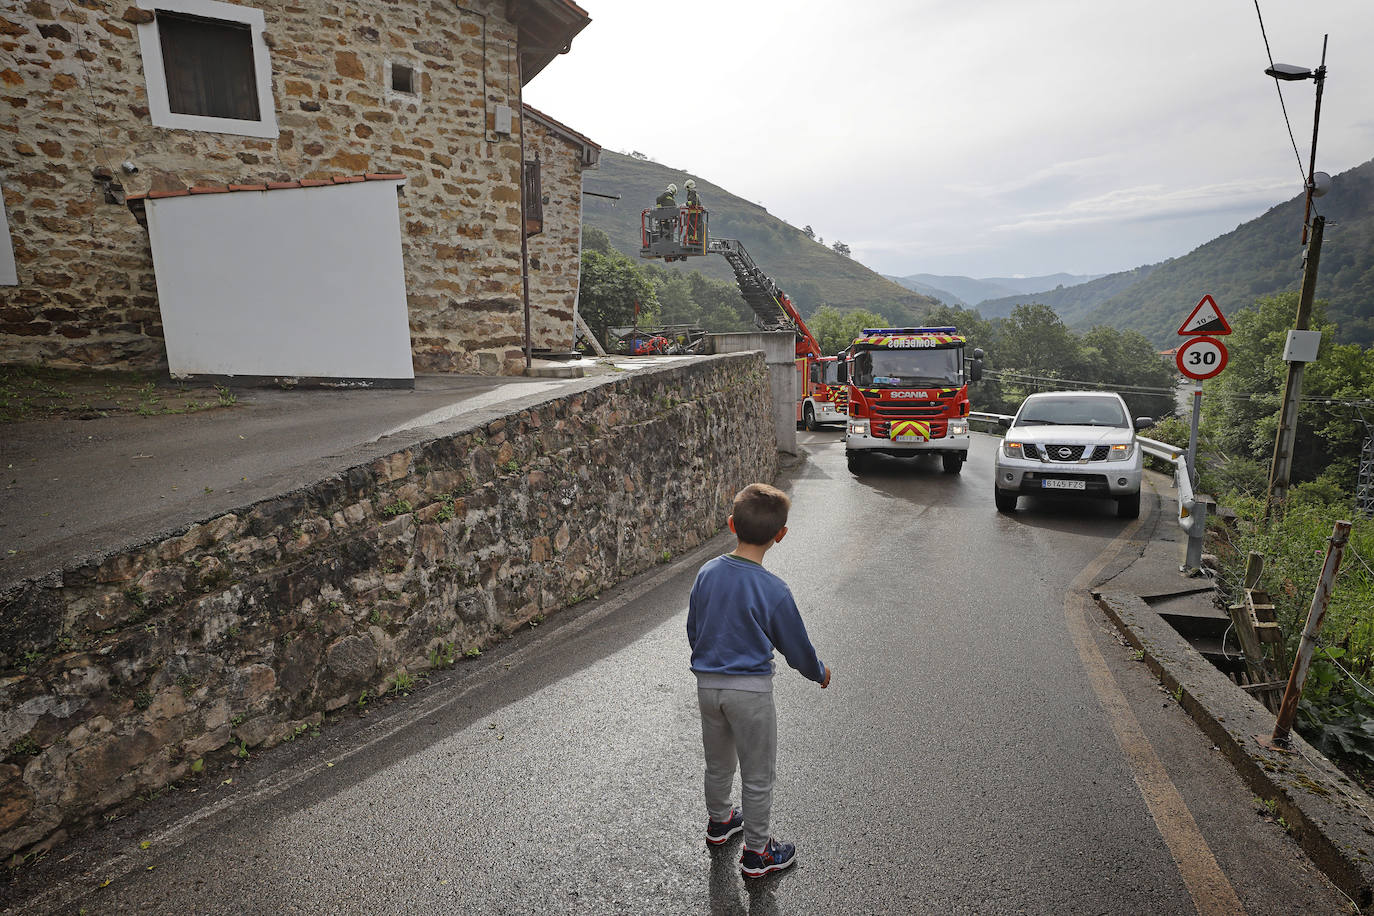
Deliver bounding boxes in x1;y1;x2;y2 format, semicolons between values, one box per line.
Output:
0;0;568;375
0;354;777;861
524;115;584;354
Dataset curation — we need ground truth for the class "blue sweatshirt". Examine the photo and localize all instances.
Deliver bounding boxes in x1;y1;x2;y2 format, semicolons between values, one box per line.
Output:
687;554;826;690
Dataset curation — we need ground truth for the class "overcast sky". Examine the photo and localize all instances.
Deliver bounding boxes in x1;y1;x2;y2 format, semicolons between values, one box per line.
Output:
524;0;1374;280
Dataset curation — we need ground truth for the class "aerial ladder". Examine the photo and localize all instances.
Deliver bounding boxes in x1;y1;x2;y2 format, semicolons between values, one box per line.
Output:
640;202;819;360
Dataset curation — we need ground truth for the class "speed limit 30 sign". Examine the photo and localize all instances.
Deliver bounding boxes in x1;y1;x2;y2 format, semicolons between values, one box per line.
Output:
1176;335;1228;380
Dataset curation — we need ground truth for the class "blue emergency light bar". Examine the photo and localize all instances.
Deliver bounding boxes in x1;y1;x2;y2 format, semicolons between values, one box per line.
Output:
860;327;958;335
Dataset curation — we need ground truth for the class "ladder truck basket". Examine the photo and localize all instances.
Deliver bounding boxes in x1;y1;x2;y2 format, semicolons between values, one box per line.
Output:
640;207;709;261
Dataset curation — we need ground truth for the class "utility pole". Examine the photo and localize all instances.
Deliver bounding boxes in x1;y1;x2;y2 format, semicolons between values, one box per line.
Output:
1263;36;1329;521
1264;215;1324;521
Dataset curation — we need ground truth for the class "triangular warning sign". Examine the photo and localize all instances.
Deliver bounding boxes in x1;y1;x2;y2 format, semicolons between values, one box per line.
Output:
1178;295;1231;336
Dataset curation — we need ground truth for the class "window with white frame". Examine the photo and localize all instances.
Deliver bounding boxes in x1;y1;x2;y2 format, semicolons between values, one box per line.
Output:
136;0;277;138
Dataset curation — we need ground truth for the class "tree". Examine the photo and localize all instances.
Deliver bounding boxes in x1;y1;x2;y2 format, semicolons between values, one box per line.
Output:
578;248;658;340
1203;291;1371;493
831;241;851;257
802;225;814;240
581;225;614;255
992;304;1083;380
807;306;891;355
651;271;699;326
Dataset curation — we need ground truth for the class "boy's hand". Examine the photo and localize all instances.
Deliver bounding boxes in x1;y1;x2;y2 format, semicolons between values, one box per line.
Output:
820;665;831;688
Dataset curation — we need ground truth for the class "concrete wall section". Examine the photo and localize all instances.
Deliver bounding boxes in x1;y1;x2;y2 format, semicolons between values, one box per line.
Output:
710;331;798;455
0;354;777;861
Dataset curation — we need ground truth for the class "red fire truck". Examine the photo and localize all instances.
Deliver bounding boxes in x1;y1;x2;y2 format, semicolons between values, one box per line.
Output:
798;354;847;430
841;327;984;474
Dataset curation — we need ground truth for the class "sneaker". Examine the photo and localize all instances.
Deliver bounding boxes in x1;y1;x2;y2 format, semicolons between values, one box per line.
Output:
740;838;796;877
705;806;743;845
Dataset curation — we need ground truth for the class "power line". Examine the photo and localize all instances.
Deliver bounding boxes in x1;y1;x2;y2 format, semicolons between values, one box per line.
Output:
1253;0;1317;213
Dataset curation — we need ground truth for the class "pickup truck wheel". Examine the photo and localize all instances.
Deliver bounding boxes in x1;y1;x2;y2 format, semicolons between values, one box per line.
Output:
804;403;817;431
942;452;965;474
995;487;1018;513
1117;491;1140;519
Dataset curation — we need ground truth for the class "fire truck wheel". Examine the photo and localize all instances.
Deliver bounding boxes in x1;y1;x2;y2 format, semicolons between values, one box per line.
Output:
804;404;817;431
994;487;1018;513
942;452;964;474
846;450;866;474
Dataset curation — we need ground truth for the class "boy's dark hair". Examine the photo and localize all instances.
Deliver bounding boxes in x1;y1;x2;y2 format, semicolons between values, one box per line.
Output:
731;483;790;545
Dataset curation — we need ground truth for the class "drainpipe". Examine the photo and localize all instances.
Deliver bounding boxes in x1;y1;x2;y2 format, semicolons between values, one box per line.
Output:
516;57;532;371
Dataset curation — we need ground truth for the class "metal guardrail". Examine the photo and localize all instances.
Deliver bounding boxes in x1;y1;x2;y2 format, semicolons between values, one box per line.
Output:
971;414;1207;572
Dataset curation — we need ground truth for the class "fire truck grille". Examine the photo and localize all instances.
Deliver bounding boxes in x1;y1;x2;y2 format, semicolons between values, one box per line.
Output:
871;403;945;418
871;420;948;439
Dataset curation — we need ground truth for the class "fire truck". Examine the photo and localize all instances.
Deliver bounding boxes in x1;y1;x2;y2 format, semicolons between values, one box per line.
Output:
841;327;984;474
640;199;835;428
799;354;847;430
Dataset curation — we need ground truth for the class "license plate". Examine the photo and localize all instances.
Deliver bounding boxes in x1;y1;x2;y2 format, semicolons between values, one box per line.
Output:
1043;479;1086;490
895;434;924;442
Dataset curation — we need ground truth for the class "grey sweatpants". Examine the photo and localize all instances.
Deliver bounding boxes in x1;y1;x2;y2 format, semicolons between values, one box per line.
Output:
697;687;777;851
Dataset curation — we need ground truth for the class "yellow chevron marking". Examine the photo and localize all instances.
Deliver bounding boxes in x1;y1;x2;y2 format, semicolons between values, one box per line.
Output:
890;420;930;440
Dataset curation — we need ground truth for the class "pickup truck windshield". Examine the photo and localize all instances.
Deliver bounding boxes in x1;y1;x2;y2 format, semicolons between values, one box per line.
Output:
1017;396;1128;427
852;348;962;387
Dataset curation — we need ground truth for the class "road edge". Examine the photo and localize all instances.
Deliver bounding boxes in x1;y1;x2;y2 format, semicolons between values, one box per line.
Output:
1095;589;1374;909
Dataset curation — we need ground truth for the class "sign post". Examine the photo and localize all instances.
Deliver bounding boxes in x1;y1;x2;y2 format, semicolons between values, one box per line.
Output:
1176;297;1231;488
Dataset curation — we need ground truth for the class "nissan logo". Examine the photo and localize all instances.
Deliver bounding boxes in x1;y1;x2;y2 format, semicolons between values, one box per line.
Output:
1057;447;1073;459
890;391;930;399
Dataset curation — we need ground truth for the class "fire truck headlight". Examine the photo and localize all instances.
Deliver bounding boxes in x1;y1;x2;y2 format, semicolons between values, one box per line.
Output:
848;421;868;436
948;420;968;436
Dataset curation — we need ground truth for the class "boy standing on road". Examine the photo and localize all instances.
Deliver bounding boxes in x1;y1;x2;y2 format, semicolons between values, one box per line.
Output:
687;483;832;878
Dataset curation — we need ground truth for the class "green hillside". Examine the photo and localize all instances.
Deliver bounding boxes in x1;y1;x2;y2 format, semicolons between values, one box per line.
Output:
974;157;1374;347
581;151;938;323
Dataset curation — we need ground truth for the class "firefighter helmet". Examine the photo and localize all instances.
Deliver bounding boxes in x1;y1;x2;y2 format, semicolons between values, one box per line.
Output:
666;183;677;194
685;179;696;190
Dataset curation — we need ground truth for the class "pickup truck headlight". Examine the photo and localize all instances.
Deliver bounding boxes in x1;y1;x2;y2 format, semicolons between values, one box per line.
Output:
948;420;968;436
1002;440;1027;459
1107;442;1133;461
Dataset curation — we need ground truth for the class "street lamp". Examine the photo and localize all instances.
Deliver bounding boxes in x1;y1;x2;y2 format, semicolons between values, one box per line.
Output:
1265;38;1328;246
1263;36;1330;520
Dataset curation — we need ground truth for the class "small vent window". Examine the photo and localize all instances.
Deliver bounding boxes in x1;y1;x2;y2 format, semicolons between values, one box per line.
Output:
391;63;416;94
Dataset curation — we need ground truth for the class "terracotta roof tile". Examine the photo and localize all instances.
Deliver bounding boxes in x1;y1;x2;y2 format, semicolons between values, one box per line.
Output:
124;174;406;207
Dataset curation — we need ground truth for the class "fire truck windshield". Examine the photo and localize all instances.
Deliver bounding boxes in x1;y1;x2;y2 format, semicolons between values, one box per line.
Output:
853;347;962;387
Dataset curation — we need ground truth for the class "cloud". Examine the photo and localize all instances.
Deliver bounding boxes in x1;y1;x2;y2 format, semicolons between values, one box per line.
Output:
989;178;1299;233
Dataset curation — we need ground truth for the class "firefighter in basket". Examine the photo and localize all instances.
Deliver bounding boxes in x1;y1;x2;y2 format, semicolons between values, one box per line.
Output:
684;179;702;244
655;182;678;242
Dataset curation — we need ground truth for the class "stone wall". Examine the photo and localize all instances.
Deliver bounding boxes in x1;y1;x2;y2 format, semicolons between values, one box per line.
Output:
0;354;777;862
0;0;587;375
524;112;589;354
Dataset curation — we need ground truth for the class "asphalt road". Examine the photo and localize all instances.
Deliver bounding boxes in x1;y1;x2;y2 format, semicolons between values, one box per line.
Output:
5;431;1352;915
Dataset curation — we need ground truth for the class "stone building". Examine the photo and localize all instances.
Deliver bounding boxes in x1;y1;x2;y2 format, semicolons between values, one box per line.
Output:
523;104;599;355
0;0;596;378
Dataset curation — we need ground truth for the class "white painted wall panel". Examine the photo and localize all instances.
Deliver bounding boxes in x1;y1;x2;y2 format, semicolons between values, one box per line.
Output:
145;180;413;382
0;183;16;286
